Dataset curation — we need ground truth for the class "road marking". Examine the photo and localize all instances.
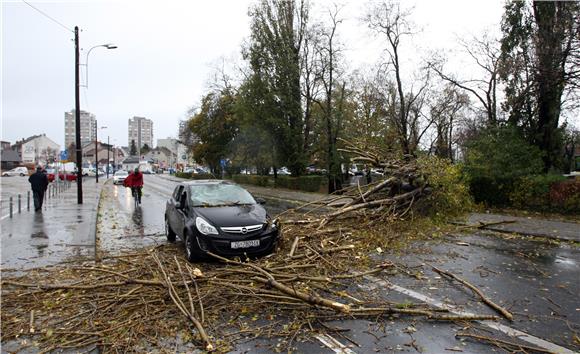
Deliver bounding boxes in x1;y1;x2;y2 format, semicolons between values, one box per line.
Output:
315;333;357;354
1;214;11;220
362;275;576;354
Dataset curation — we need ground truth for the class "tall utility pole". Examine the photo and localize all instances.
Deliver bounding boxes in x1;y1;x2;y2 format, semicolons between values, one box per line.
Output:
74;26;83;204
106;136;110;179
95;121;99;183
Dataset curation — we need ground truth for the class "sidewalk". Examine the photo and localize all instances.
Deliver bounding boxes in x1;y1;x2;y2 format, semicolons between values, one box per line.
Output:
0;178;104;271
467;213;580;242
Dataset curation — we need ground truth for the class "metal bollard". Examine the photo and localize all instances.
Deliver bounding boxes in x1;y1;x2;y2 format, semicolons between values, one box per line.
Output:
27;191;30;211
9;196;13;218
18;194;21;213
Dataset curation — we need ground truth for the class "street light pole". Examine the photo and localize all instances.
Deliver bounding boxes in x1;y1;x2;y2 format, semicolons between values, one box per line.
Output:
107;136;110;179
95;120;99;183
84;43;117;88
74;26;83;204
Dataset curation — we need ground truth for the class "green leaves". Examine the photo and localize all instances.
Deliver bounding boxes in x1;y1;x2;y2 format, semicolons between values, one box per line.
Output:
189;92;238;173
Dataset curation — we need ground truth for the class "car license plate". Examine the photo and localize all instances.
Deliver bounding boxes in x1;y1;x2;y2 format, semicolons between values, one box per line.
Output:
231;240;260;249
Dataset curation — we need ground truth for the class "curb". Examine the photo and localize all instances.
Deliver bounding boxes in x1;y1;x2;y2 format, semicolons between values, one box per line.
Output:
90;179;107;260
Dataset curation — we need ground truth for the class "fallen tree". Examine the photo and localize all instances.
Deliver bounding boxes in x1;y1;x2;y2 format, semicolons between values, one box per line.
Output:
1;141;480;352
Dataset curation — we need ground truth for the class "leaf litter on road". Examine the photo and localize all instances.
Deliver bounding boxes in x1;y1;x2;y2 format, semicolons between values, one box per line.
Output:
1;143;525;353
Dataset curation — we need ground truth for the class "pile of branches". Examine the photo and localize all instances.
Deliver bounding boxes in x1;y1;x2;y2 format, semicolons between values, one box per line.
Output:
1;224;496;353
288;139;431;228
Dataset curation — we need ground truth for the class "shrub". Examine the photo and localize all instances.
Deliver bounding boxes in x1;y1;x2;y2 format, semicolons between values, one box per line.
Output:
231;174;271;187
417;156;473;219
274;175;326;193
550;179;580;213
231;174;326;192
463;126;544;206
175;172;191;179
175;172;216;180
510;176;579;213
509;174;566;210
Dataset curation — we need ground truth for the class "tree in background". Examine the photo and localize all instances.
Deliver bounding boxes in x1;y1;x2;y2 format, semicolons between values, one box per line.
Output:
245;0;308;176
364;0;432;156
429;34;501;126
314;4;346;193
189;90;237;174
130;140;137;156
141;143;150;155
500;0;580;171
428;84;470;162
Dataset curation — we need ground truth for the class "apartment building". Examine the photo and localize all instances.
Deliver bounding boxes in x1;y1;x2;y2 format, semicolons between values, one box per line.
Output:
64;110;96;148
128;116;153;151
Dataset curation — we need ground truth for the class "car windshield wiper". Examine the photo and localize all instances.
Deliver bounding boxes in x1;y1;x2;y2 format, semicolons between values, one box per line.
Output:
229;200;254;206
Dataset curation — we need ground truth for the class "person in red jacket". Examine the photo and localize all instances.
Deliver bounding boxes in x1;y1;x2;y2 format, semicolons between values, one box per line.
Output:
123;168;144;204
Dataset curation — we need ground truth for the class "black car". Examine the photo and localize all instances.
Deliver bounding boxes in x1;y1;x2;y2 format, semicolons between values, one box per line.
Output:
165;180;279;262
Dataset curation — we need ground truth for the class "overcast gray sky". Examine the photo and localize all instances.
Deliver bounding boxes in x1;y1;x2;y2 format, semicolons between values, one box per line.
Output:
2;0;505;150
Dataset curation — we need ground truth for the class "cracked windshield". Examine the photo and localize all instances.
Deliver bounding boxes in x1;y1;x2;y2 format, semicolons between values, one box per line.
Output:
1;0;579;353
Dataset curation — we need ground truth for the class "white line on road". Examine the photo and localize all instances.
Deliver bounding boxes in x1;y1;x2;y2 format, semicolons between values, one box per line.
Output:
315;334;357;354
362;275;577;354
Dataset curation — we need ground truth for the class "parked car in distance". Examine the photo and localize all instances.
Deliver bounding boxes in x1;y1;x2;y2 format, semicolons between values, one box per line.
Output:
165;180;278;262
2;167;29;177
113;170;128;185
45;169;55;182
277;167;291;175
47;172;77;181
87;168;105;177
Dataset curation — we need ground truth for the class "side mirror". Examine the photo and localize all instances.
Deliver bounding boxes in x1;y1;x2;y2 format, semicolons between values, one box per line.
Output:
256;197;266;205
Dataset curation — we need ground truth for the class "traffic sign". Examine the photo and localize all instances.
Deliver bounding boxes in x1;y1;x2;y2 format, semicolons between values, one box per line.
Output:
60;150;68;161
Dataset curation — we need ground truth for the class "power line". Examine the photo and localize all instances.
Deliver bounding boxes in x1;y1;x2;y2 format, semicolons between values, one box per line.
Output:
21;0;73;33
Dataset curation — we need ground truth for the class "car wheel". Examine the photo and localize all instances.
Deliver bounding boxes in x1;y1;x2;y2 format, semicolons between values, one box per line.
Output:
185;231;202;262
165;217;176;242
20;173;24;176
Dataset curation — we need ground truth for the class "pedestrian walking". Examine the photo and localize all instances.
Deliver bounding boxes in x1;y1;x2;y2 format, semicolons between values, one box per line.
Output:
28;166;49;212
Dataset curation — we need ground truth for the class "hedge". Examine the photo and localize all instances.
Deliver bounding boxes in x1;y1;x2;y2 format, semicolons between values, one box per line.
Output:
274;175;325;193
510;175;579;213
175;172;216;180
231;174;272;187
231;174;326;193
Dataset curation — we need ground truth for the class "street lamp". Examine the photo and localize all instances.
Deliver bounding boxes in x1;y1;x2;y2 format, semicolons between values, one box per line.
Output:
74;30;117;203
84;43;117;88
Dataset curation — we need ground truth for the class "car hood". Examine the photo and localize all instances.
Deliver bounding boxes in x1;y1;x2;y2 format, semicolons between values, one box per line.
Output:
194;204;267;228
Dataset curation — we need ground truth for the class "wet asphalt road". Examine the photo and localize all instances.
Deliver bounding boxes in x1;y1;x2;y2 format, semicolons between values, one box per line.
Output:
98;175;580;353
2;174;578;353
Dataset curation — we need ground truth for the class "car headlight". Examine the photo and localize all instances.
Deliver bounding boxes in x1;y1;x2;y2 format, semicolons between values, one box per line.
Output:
195;217;218;235
266;217;278;230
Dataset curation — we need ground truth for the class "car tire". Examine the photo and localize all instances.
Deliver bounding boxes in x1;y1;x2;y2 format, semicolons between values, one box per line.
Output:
20;173;24;176
185;231;202;263
165;217;176;242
